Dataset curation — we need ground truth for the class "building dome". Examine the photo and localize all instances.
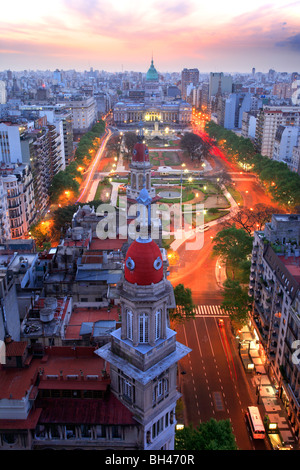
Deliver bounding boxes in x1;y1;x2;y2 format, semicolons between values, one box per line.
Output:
124;239;163;285
146;59;159;81
132;142;149;162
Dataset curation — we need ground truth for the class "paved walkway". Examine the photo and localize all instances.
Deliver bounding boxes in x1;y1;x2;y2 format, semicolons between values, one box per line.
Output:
170;184;239;251
237;326;298;449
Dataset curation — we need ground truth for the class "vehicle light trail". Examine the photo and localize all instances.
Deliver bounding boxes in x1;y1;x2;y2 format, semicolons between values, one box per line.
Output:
76;127;112;203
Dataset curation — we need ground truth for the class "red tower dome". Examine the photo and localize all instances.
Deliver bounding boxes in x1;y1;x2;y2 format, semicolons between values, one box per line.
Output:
124;239;163;285
132;142;149;163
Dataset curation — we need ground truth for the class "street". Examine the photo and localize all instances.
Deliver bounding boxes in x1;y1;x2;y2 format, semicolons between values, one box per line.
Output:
176;314;269;450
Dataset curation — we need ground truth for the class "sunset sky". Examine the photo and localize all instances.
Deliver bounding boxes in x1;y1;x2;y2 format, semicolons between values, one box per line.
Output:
1;0;300;73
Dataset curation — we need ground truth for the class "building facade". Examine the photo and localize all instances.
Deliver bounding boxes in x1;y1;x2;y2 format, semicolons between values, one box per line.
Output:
113;59;192;128
64;96;97;134
249;214;300;440
0;163;36;239
255;106;300;158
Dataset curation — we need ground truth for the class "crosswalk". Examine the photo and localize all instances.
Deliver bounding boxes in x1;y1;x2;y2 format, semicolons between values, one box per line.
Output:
192;304;228;317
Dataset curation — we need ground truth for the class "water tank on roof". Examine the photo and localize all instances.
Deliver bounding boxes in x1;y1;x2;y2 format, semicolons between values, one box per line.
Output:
40;308;55;323
40;297;57;322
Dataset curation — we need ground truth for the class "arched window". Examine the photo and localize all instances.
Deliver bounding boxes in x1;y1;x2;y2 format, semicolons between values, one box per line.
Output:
127;310;133;340
139;313;149;343
155;309;161;340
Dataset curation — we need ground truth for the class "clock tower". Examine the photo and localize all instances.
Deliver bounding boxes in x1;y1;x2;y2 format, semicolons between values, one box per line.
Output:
95;187;190;450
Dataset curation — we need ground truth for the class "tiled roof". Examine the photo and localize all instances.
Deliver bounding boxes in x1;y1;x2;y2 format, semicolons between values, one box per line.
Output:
37;394;136;425
5;341;28;357
0;408;42;430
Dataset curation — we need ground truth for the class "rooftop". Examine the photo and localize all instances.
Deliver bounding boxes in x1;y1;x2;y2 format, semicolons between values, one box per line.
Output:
0;345;107;401
65;305;119;340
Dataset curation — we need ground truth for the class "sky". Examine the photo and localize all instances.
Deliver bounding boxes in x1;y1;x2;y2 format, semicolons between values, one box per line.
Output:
1;0;300;74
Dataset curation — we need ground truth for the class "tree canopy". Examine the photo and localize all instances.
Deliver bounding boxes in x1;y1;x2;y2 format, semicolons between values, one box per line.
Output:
175;419;237;450
205;121;300;210
170;283;195;322
221;279;250;329
212;225;253;270
180;132;211;161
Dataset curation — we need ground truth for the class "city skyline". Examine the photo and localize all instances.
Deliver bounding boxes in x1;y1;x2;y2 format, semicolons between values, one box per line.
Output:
1;0;300;74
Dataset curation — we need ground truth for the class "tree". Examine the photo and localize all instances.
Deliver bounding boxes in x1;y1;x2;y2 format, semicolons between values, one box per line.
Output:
221;279;250;330
123;132;138;158
212;226;253;277
49;171;80;203
180;132;210;161
175;419;237;450
171;283;195;322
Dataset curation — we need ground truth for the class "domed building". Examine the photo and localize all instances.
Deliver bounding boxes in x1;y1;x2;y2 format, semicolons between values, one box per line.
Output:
144;58;163;103
95;186;191;450
113;58;192;128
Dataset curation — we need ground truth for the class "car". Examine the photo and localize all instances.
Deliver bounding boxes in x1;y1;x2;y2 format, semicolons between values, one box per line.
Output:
217;318;224;327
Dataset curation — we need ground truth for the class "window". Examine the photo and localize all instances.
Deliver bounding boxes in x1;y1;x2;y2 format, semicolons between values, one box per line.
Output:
112;425;121;439
123;379;133;401
153;376;169;405
96;425;106;438
127;309;133;340
155;309;161;340
139;313;149;343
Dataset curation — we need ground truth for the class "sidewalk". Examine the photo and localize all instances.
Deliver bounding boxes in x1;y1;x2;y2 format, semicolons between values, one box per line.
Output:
237;325;298;449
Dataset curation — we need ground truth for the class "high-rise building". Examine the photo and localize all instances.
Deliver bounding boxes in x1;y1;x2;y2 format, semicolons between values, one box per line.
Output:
181;68;199;101
0;81;6;105
223;93;252;130
209;72;233;100
255;105;300;158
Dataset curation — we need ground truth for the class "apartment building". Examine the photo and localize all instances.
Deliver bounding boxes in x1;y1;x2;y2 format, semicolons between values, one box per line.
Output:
255;105;300;158
0;120;64;216
64;96;97;135
273;125;300;169
249;214;300;439
0;164;36;239
0;179;10;242
291;139;300;174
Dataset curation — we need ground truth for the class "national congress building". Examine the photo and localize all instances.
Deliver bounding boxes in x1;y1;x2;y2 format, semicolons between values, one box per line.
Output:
113;59;192;127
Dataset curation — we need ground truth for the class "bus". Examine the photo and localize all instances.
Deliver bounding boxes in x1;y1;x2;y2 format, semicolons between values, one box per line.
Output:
246;406;265;439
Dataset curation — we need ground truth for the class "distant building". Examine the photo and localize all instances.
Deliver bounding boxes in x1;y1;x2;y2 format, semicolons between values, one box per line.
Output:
255;105;300;158
113;59;192;128
0;82;6;105
64;96;97;135
181;68;199;101
209;72;233;100
223;93;252;130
